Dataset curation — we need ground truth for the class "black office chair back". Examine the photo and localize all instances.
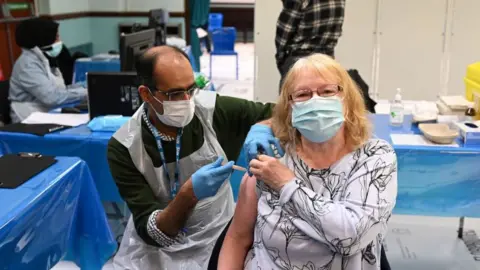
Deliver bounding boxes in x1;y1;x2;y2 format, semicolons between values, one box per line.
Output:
347;69;377;113
0;80;11;125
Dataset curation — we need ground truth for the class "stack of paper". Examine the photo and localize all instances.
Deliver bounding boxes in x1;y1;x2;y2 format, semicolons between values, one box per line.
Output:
390;134;458;147
439;96;471;110
437;95;473;116
22;112;89;126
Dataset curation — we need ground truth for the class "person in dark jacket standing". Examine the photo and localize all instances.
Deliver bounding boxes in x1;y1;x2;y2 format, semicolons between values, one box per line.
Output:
276;0;345;87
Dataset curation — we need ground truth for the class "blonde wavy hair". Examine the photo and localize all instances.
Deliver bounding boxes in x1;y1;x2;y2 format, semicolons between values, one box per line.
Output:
272;54;371;153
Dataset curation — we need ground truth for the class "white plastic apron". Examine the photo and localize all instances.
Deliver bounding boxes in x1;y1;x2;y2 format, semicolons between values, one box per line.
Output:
112;90;235;270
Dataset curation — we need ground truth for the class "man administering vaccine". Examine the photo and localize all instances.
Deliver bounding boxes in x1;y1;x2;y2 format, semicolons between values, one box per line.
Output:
107;45;281;269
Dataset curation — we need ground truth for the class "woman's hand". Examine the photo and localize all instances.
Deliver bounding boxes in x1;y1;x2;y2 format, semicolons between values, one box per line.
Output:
249;155;295;191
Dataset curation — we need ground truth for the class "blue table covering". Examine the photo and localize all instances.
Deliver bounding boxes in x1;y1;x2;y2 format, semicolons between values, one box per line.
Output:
0;157;117;270
73;57;120;84
371;114;480;217
235;114;480;217
2;114;480;218
0;125;120;202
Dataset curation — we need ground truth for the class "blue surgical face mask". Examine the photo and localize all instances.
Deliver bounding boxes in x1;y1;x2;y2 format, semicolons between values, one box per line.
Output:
44;41;63;58
291;96;345;143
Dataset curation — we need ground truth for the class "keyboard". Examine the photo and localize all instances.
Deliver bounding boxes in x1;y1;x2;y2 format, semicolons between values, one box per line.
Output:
75;101;89;111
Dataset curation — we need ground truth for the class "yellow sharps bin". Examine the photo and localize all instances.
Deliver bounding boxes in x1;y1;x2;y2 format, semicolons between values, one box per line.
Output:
465;62;480;101
465;62;480;119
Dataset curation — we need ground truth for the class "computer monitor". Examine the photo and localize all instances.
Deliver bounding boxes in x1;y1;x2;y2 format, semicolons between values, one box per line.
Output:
119;28;155;71
87;72;141;119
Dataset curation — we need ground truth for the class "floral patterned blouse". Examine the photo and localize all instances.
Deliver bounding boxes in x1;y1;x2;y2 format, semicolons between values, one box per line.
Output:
245;139;398;270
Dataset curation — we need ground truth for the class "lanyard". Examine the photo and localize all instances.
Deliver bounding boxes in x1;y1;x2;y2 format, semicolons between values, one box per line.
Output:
142;108;182;198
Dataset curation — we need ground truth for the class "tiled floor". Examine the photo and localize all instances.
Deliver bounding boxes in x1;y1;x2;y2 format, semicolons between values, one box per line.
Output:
203;43;255;100
53;215;480;269
53;43;480;269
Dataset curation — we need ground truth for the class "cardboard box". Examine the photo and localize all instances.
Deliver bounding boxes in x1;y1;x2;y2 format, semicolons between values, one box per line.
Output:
456;121;480;146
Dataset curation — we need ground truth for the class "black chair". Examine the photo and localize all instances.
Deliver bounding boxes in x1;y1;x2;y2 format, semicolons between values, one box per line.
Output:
0;80;11;125
347;69;377;113
57;44;89;85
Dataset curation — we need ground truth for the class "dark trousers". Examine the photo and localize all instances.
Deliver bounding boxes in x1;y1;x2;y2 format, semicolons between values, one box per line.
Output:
208;218;392;270
278;55;303;93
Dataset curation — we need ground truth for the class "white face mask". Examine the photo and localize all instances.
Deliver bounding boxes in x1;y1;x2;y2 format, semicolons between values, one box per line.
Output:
43;41;63;58
150;95;196;127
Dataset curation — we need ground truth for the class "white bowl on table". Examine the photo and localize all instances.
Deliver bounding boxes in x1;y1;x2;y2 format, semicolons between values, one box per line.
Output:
419;123;459;144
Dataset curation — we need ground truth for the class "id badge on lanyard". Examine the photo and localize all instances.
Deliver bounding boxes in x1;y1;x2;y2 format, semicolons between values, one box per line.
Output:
142;108;182;198
155;131;182;198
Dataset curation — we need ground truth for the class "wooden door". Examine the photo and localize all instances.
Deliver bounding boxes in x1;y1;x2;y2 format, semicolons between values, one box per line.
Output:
0;0;36;79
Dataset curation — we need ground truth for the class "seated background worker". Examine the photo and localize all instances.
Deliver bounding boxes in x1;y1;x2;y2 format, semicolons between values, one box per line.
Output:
107;45;278;269
9;17;87;123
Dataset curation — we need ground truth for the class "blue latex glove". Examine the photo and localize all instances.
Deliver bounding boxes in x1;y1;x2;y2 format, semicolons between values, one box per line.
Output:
72;80;87;88
243;124;285;165
88;115;130;132
79;80;87;88
191;156;234;200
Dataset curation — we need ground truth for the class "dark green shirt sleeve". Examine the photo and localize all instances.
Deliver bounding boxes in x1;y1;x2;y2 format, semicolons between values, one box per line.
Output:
212;95;275;162
107;137;161;247
106;95;274;247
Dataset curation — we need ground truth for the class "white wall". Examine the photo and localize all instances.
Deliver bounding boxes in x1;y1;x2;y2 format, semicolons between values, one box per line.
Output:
335;0;377;94
376;0;447;100
35;0;186;52
253;0;281;103
48;0;89;14
37;0;185;14
126;0;184;12
254;0;480;103
88;0;126;11
447;0;480;95
36;0;50;15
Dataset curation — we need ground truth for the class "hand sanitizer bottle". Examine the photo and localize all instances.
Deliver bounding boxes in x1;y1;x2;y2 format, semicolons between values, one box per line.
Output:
390;88;404;126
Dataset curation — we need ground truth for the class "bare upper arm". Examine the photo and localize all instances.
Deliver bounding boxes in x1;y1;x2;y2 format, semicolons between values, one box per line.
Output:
230;174;258;239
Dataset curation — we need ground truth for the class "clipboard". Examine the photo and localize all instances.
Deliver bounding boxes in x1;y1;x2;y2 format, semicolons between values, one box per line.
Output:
0;154;57;189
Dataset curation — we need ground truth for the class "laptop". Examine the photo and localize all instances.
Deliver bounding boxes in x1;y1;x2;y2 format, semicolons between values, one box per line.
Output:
87;72;142;119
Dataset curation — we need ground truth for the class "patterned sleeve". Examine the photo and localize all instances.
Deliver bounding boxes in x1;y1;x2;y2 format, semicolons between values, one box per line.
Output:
279;141;397;256
147;210;186;247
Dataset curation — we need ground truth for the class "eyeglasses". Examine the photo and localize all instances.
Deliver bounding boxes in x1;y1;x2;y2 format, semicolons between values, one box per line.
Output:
155;83;200;101
290;84;342;102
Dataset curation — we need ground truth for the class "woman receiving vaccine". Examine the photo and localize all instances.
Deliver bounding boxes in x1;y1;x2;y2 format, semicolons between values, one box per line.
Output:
219;54;398;270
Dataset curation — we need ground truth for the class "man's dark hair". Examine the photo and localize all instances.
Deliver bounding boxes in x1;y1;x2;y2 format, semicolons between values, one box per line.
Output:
136;45;190;90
